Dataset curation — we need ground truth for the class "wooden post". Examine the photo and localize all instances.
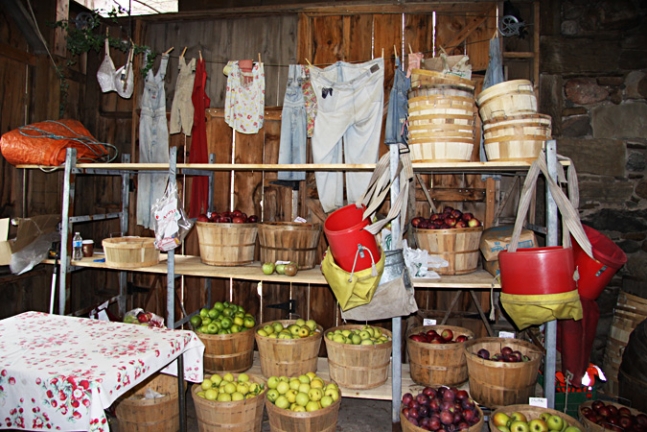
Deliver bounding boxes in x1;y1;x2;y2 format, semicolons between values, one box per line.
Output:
54;0;68;57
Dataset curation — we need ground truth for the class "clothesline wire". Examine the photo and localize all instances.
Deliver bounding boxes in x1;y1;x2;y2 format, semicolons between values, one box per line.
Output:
157;33;499;69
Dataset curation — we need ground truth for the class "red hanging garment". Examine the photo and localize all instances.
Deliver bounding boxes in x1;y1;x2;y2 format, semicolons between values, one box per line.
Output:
189;58;211;218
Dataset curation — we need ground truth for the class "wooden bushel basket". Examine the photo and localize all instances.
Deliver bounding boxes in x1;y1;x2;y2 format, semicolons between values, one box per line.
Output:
492;405;584;432
413;226;483;275
115;373;182;432
196;221;257;266
476;79;537;122
265;388;341;432
197;329;255;373
255;320;323;378
464;337;543;408
191;373;266;432
406;325;475;386
323;325;392;390
483;114;551;163
102;237;159;269
408;95;476;117
410;69;475;90
401;405;484;432
258;222;322;270
578;400;644;432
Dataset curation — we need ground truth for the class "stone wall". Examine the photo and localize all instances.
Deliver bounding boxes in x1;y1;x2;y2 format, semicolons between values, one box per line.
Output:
539;0;647;368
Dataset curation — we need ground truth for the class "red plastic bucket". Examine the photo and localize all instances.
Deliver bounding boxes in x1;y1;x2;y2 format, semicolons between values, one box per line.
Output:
572;225;627;300
498;246;576;295
323;204;381;273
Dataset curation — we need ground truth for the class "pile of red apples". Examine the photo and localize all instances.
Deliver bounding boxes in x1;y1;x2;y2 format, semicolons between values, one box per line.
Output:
401;386;481;431
476;345;532;363
409;328;470;344
581;401;647;432
411;206;482;230
197;209;259;224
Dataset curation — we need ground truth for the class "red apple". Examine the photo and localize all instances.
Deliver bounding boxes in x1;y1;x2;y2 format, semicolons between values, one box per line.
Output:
197;214;209;222
444;217;457;227
455;220;467;228
451;209;463;219
477;348;490;359
411;216;425;227
247;215;259;223
402;393;414;406
232;216;246;223
443;206;454;214
461;212;474;221
455;335;469;343
441;328;454;341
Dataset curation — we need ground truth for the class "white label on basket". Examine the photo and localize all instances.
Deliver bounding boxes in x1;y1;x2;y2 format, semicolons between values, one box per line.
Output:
499;331;516;338
423;318;437;326
529;397;548;408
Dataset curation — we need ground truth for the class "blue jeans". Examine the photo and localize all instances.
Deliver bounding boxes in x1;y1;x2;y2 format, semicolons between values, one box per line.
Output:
385;57;410;145
278;65;307;181
309;58;384;212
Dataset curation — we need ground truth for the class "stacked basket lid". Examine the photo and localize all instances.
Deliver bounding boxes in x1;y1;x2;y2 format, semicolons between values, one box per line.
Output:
408;69;477;162
476;79;552;163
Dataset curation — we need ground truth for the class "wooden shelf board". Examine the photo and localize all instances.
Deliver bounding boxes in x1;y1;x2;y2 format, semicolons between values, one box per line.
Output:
18;161;535;173
45;255;500;289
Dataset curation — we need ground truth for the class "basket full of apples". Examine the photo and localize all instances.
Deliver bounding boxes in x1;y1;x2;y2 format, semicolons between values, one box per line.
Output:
490;405;584;432
195;209;259;266
579;400;647;432
407;325;475;387
192;372;266;432
324;324;392;390
464;337;543;407
255;319;323;378
400;386;484;432
411;206;483;275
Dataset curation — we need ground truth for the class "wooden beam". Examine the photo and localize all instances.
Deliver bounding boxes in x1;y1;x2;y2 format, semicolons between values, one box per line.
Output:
54;0;69;57
415;187;486;202
440;13;488;52
0;43;37;66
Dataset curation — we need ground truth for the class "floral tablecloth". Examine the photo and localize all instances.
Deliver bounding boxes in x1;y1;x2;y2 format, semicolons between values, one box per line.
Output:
0;311;204;431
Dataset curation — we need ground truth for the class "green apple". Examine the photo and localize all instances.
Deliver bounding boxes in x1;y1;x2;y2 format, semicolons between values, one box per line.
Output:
275;395;290;409
199;308;210;318
320;395;333;408
288;324;301;336
298;374;310;384
510;421;530;432
351;334;362;345
305;319;317;331
286;389;298;404
547;415;565;432
289;379;301;391
231;392;244;401
200;379;213;391
492;412;511;428
308;388;323;402
266;388;279;402
213;301;225;311
223;372;234;382
510;412;528;423
295;392;310;407
276;264;286;275
295;318;306;327
189;315;202;328
217;392;232;402
276;381;290;395
298;383;310;394
306;400;320;412
261;262;275;275
243;316;256;328
273;322;284;333
204;388;218;400
529;419;549;432
563;426;580;432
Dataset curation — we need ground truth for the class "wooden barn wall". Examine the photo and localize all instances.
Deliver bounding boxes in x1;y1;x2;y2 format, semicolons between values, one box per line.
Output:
1;2;499;331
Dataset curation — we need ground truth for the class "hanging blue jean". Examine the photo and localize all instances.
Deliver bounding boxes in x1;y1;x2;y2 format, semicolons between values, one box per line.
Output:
278;65;307;181
384;57;410;146
137;54;170;229
481;36;505;164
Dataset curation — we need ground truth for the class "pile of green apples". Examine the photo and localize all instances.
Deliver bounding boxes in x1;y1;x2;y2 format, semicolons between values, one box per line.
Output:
261;261;298;276
192;301;256;335
195;372;264;402
256;318;319;339
492;410;581;432
266;372;340;412
325;325;391;346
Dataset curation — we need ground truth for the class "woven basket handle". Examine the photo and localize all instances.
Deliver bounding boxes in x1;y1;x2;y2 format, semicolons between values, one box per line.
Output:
357;151;413;236
508;150;593;259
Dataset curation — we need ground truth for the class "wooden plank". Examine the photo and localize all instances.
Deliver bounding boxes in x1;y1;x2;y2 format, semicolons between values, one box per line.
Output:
0;42;36;66
415;187;486;202
54;0;69;57
55;255;501;289
440;13;488;53
312;15;344;64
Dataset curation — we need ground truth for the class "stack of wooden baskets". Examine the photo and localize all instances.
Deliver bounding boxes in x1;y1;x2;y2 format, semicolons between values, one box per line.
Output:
476;79;551;163
407;69;477;162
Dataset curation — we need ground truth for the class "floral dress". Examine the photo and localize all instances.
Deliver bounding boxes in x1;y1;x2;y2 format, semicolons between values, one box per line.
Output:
224;61;265;134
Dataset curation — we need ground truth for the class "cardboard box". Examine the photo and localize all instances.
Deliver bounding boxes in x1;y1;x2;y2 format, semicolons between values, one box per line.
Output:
0;218;12;266
480;225;537;262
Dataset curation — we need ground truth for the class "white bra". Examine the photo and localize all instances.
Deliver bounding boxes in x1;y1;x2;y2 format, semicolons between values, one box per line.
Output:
97;38;134;99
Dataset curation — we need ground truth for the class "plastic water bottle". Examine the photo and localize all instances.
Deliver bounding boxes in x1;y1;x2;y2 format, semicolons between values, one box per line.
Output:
72;232;83;261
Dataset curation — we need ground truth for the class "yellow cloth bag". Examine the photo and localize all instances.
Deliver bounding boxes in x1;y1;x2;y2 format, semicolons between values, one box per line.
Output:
321;247;385;311
500;290;583;330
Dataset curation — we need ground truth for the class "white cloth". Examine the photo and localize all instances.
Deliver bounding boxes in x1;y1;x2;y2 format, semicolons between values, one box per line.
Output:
0;312;204;431
96;38;134;99
224;61;265;134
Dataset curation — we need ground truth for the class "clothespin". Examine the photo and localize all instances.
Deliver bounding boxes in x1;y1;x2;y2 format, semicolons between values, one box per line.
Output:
181;46;187;57
305;58;312;67
106;27;109;37
258;53;262;64
199;50;203;61
408;43;413;54
394;45;398;60
381;48;384;58
164;47;174;55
